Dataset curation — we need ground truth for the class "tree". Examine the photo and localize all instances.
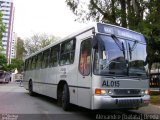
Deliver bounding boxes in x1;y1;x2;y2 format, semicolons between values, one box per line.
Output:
65;0;149;28
2;58;24;72
24;33;58;55
16;37;25;60
11;58;24;73
66;0;118;24
0;54;7;69
143;0;160;70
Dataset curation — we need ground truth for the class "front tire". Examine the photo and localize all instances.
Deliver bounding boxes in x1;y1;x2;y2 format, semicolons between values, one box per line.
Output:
62;84;70;111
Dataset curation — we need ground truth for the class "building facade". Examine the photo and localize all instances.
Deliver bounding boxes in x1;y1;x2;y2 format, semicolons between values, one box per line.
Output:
11;32;17;59
0;0;14;63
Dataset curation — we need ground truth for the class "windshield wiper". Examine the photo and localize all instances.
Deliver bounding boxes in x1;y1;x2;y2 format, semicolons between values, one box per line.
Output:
111;34;125;51
111;34;129;75
128;40;138;60
111;34;125;59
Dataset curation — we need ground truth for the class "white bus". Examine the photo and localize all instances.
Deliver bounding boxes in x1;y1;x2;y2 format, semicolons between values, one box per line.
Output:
23;23;150;111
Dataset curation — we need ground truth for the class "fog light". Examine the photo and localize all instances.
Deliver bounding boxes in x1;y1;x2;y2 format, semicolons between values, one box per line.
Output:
108;90;112;94
141;90;145;95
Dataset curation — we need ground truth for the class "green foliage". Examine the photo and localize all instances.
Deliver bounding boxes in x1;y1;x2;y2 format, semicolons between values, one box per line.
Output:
11;58;24;72
16;37;25;60
142;0;160;68
2;59;24;72
0;54;7;69
2;64;14;72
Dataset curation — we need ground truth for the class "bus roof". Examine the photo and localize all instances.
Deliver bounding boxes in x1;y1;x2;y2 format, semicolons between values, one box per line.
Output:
25;23;95;60
25;22;145;60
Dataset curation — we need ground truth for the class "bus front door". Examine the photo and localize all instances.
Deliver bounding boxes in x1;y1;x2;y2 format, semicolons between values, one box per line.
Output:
77;38;92;109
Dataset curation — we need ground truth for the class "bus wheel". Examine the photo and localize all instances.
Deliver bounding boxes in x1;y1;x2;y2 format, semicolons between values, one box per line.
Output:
62;84;70;111
28;80;34;96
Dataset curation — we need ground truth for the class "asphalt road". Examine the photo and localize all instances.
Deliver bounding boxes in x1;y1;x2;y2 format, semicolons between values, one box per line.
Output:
0;82;159;120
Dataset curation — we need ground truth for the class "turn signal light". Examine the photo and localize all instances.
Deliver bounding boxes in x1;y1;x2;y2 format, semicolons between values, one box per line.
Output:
95;89;101;95
95;89;107;95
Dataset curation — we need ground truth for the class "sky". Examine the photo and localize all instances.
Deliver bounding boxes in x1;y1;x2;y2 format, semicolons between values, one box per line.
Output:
13;0;87;39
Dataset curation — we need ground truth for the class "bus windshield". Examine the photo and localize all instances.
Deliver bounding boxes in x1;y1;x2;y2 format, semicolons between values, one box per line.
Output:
128;41;147;76
93;34;147;77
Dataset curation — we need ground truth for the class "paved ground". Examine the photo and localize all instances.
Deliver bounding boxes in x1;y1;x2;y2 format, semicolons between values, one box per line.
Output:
134;104;160;114
0;82;159;120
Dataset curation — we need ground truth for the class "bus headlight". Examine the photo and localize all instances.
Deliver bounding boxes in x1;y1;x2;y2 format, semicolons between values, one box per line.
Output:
95;89;107;95
95;89;113;95
141;89;149;95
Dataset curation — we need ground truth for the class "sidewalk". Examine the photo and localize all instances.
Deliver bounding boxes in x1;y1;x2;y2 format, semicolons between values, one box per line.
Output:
132;104;160;114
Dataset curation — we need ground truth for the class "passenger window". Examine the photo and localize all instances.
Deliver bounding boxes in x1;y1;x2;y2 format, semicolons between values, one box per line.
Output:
24;60;28;71
36;53;42;69
31;56;37;70
60;39;76;65
50;45;59;67
42;49;50;68
28;58;32;70
79;39;92;76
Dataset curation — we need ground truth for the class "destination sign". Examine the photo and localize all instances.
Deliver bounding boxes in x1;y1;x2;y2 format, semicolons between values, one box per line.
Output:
97;23;145;43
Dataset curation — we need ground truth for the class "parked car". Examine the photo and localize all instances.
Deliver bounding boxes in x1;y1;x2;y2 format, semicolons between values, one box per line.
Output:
0;71;11;83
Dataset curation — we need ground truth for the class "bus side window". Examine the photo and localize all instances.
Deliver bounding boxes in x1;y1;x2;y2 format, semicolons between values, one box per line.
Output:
24;60;28;71
79;39;91;76
42;49;50;69
60;39;76;65
50;45;59;67
36;53;42;69
31;56;36;70
28;58;32;70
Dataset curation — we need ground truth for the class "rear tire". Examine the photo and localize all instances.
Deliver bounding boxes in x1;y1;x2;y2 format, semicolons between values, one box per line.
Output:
62;84;70;111
57;89;62;106
28;80;35;96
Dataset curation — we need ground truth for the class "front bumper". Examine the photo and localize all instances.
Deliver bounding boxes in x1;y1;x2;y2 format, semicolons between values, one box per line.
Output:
93;95;150;110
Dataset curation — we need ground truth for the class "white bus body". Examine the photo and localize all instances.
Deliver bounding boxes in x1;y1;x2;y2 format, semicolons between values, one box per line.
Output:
23;23;150;110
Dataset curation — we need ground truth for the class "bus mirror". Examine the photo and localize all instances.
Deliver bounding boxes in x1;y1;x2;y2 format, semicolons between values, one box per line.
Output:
92;36;98;49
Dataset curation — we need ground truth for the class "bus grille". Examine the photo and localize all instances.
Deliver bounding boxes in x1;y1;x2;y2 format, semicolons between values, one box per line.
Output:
116;99;142;106
113;89;141;96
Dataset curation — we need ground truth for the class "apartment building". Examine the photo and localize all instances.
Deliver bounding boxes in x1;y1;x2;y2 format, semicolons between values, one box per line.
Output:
0;0;14;63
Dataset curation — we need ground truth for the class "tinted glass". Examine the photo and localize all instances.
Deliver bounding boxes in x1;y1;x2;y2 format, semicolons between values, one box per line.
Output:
94;35;127;76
